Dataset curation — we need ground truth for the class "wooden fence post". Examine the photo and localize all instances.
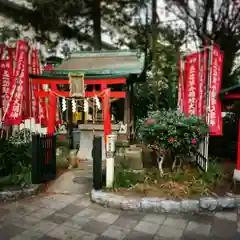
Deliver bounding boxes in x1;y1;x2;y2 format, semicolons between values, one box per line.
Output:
31;134;41;184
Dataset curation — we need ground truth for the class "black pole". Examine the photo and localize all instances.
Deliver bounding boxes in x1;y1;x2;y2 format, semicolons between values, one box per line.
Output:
31;134;41;184
93;136;102;190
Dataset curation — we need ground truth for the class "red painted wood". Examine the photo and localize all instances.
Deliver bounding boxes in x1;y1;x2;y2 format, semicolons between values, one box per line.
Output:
35;91;126;98
101;84;107;120
48;85;57;134
103;88;112;146
31;78;126;85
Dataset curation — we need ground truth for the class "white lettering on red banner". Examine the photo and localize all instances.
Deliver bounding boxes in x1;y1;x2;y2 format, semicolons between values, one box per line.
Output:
208;45;223;136
6;41;28;124
184;53;200;115
0;60;12;111
197;50;208;117
36;53;47;126
31;49;40;123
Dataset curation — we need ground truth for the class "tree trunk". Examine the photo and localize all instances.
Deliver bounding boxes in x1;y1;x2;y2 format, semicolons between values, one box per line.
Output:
92;0;102;50
151;0;158;110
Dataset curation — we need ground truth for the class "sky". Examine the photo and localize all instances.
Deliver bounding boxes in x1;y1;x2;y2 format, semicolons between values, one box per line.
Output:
0;0;202;58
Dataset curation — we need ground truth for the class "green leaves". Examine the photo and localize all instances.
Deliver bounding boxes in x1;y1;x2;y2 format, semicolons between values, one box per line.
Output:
137;110;209;157
0;134;32;188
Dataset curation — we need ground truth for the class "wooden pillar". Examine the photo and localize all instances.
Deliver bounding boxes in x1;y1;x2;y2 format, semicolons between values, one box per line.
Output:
123;85;130;139
47;84;57;134
103;88;111;145
101;84;107;120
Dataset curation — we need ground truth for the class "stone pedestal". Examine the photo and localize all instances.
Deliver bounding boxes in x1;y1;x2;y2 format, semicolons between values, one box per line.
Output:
77;124;120;161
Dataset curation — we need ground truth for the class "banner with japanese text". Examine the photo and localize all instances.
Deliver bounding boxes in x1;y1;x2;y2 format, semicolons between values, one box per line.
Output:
36;51;48;126
31;48;40;123
197;49;208;117
22;44;30;120
183;52;200;116
5;40;28;125
0;45;5;109
0;60;12;111
56;99;62;126
208;44;223;136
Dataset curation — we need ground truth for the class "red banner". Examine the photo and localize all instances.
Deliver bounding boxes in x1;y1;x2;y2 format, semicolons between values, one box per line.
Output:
22;44;30;120
183;52;200;115
36;52;48;126
0;44;6;109
197;49;208;116
0;60;12;111
56;99;62;126
31;48;40;123
208;44;223;135
177;57;184;112
8;47;16;60
6;41;28;125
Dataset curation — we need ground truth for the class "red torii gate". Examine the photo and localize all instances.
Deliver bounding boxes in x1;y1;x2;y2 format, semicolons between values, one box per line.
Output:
30;74;126;141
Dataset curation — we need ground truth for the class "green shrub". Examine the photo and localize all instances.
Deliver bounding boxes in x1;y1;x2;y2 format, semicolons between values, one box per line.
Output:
137;110;208;158
0;129;32;188
113;162;143;188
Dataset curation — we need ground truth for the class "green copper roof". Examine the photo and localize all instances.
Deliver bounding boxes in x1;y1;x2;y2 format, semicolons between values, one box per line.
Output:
43;50;145;76
46;56;63;65
219;84;240;99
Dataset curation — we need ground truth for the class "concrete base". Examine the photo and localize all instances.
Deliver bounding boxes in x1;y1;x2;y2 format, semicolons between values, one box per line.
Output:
77;124;120;161
233;169;240;182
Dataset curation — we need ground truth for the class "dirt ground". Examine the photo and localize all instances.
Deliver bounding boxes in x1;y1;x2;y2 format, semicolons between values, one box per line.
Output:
107;160;240;200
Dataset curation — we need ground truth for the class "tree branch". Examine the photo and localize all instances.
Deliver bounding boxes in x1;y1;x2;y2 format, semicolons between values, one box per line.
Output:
0;0;117;49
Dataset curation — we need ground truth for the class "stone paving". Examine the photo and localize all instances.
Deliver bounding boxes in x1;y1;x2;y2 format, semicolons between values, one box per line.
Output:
0;193;240;239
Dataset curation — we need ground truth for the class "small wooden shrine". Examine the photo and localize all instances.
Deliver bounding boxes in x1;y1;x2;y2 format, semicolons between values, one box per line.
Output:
30;50;145;160
219;84;240;181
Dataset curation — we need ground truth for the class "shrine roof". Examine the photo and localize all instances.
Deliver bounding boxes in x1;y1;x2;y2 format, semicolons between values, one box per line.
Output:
45;56;63;65
30;73;128;80
219;84;240;99
42;50;145;76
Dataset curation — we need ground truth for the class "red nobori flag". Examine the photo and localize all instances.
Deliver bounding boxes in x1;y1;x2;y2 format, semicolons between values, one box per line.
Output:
177;57;184;112
56;99;62;126
31;48;40;123
22;43;30;120
0;60;13;111
7;47;16;60
36;52;48;126
0;44;5;109
5;40;28;125
183;52;200;116
197;49;208;117
208;44;223;136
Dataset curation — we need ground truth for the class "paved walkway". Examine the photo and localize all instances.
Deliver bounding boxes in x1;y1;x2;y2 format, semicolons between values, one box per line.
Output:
0;192;240;240
46;162;93;195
